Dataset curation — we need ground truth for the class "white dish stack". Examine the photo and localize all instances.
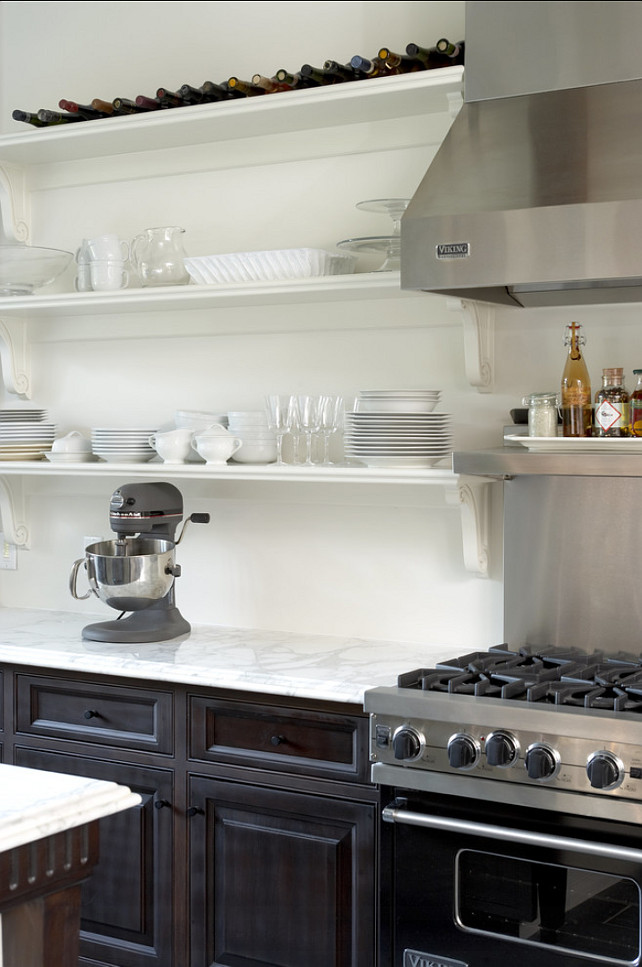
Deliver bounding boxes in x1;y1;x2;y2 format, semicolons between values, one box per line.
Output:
344;389;452;468
226;411;277;464
91;427;158;463
0;407;56;460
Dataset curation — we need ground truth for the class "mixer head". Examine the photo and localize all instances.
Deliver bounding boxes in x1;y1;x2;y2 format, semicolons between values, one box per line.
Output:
109;481;184;540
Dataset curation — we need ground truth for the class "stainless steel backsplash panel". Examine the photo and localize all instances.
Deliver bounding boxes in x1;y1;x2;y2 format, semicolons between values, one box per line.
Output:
503;475;642;655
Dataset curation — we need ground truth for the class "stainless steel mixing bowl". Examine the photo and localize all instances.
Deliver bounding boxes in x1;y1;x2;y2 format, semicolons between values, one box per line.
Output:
69;538;176;611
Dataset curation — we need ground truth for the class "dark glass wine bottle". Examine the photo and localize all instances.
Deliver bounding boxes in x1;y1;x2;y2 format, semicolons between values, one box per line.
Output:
405;43;451;69
111;97;152;114
322;59;367;81
226;77;266;96
91;98;117;115
435;38;466;64
378;47;425;72
349;55;391;77
135;95;163;110
58;99;111;120
155;88;188;108
300;63;347;85
37;109;86;124
274;69;320;89
201;80;241;100
12;109;48;127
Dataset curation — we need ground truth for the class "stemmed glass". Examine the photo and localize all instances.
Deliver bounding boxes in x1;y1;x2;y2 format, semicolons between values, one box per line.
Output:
265;395;300;465
297;395;323;465
318;395;344;465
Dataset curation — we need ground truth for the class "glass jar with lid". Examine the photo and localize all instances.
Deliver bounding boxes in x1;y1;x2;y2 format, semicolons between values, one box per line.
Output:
522;392;560;438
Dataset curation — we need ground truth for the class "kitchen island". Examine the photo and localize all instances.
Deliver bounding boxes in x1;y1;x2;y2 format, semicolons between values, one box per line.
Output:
0;606;445;967
0;763;140;967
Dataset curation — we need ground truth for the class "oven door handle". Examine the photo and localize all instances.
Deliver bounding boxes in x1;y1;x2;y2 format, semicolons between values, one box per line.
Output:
382;801;642;864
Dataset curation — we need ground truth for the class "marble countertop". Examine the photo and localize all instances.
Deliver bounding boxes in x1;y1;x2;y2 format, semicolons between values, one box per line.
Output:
0;608;454;706
0;762;141;853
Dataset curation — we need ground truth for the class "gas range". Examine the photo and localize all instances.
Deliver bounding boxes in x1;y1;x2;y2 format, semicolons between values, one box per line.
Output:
365;645;642;821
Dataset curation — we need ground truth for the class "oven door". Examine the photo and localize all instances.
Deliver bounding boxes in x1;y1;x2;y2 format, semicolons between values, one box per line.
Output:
383;791;642;967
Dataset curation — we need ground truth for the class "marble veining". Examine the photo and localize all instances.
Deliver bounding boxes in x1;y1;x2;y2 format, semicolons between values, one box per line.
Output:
0;608;455;705
0;763;141;854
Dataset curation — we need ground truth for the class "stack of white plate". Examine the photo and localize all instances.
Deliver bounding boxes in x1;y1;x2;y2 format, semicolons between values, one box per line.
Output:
227;411;277;464
91;427;157;463
0;407;56;460
345;390;451;468
174;409;228;430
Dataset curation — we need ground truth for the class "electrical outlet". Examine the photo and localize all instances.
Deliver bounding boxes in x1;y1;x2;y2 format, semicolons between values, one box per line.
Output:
0;533;17;570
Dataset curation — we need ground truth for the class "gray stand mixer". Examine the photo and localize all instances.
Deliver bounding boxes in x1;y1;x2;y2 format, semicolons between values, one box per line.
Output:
69;482;209;643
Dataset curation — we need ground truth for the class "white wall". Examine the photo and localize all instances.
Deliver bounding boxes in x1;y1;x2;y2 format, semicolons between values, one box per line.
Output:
5;0;633;654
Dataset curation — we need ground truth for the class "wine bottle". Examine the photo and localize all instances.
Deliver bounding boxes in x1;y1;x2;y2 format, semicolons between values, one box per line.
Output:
349;55;392;77
37;109;87;124
111;97;153;114
226;77;266;96
405;43;451;69
378;47;425;73
561;322;592;437
58;99;111;120
322;59;368;81
300;63;347;85
12;109;49;127
155;88;188;108
91;98;118;115
136;95;163;110
251;74;292;93
274;69;320;89
436;38;466;64
201;80;241;100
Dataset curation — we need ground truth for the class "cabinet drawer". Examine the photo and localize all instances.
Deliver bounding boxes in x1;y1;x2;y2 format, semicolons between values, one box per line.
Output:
189;696;369;781
15;674;173;753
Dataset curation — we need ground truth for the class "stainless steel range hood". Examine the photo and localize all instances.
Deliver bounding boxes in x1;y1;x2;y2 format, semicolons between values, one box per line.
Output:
401;1;642;308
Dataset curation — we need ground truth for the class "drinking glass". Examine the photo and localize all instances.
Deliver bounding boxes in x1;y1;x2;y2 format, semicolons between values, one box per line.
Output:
297;395;323;465
265;395;299;465
318;395;344;465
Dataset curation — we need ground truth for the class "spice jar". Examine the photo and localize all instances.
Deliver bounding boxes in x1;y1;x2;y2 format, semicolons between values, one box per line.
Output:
522;392;560;438
594;367;630;437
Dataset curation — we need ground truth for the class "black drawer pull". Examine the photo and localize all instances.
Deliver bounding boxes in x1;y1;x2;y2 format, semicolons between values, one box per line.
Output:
186;806;204;817
270;734;286;746
83;709;100;720
154;799;171;810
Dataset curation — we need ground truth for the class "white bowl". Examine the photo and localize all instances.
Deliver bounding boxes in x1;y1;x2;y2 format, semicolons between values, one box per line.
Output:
232;442;278;464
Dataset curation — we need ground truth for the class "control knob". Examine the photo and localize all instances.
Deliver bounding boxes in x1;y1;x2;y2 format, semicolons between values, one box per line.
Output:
525;743;558;781
447;733;480;770
586;751;623;790
485;730;519;768
392;727;422;762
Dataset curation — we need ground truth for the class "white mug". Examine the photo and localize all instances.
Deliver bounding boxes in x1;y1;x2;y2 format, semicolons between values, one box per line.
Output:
90;260;129;291
87;233;130;261
148;428;195;464
194;433;242;464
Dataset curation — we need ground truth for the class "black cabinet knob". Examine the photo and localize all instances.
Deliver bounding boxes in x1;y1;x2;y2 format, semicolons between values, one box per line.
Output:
83;709;99;719
186;806;204;817
154;799;171;810
270;734;286;746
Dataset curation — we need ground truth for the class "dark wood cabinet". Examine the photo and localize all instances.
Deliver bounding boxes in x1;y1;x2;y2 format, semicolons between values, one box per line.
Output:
2;664;378;967
188;775;375;967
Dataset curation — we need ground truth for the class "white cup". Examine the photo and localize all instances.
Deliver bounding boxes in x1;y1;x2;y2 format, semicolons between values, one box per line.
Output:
51;430;91;454
148;428;195;464
86;234;130;261
90;260;129;291
194;433;242;464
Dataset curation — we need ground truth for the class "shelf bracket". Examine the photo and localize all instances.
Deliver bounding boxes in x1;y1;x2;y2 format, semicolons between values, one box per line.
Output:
0;163;30;243
0;316;31;398
0;477;29;547
445;475;492;577
447;298;494;392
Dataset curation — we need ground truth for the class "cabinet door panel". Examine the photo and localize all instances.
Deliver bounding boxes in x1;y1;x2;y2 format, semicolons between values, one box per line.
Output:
189;775;376;967
14;746;174;967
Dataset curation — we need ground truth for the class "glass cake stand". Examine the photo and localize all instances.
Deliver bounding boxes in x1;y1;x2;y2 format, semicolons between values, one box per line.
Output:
336;198;409;272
